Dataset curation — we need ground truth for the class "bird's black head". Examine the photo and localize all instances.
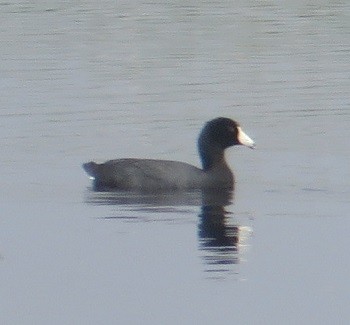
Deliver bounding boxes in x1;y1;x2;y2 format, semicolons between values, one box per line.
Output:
203;117;255;149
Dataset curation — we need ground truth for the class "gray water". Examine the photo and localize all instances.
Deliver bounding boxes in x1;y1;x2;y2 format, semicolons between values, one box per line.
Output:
1;1;350;324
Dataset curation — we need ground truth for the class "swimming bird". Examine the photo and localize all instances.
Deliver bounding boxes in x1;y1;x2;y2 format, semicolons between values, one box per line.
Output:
83;117;255;191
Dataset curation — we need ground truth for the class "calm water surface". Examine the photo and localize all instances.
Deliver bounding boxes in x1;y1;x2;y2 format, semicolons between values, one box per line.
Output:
1;1;350;324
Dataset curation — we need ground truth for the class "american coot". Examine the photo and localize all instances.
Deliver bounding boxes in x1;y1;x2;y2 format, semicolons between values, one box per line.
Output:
83;117;255;191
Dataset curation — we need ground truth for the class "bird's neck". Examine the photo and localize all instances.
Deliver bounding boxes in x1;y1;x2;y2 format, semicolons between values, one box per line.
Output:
198;138;227;171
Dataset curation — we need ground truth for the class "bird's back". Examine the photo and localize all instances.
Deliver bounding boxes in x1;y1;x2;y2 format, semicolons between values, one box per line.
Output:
83;158;205;191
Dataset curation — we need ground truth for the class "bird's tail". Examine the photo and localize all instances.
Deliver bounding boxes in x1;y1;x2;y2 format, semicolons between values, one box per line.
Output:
82;161;99;179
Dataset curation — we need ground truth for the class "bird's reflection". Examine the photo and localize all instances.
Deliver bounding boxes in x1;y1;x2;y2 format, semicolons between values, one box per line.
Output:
85;187;203;209
198;190;251;277
85;187;252;278
199;205;240;265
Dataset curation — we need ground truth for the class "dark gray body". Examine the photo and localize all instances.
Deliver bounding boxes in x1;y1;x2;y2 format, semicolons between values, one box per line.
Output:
83;158;233;191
